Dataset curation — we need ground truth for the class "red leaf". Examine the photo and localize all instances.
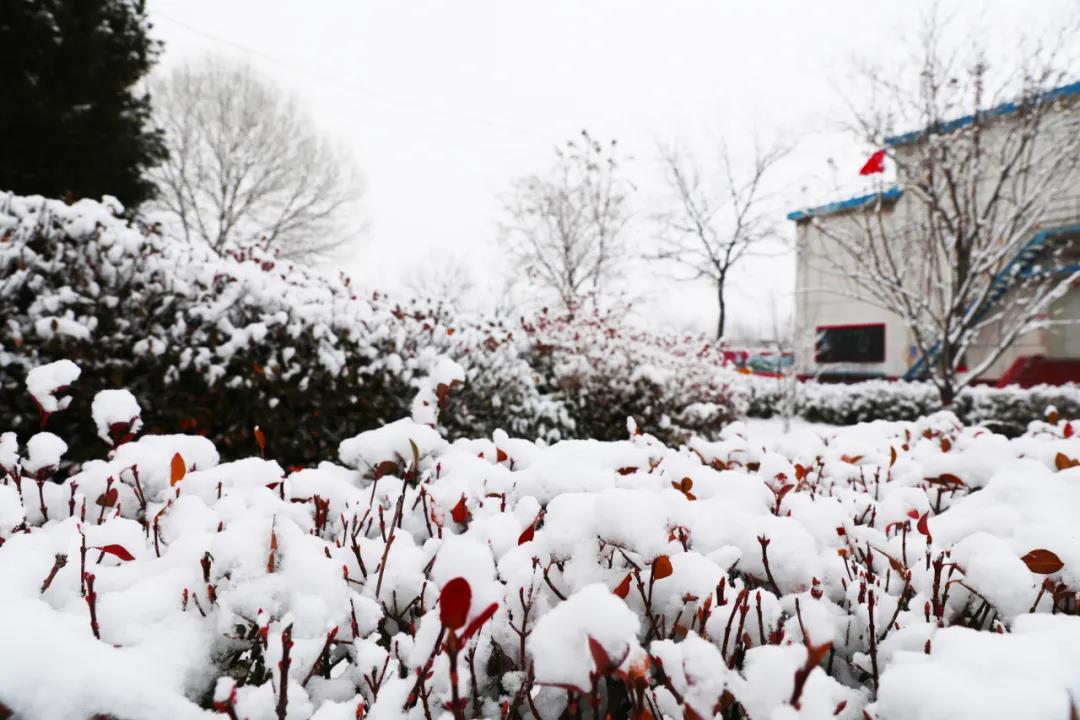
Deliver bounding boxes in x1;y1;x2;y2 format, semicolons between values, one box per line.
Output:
450;495;468;524
776;484;795;504
439;577;472;630
1064;423;1074;439
170;453;186;486
1021;549;1064;574
95;544;135;561
460;601;498;643
907;509;920;520
587;635;612;673
916;512;931;537
375;460;400;478
517;524;535;545
612;573;632;599
496;448;509;463
940;438;952;453
651;555;673;581
95;488;118;507
617;466;638;476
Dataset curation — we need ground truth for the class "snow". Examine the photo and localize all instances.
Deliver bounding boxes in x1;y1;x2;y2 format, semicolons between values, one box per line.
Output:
25;359;81;414
1;362;1080;719
91;389;143;446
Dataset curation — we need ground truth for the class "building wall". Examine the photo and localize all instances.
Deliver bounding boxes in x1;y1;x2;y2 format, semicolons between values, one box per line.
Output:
793;93;1080;383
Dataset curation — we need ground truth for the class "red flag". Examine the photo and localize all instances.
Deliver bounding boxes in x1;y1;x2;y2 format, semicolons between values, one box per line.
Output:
859;149;886;175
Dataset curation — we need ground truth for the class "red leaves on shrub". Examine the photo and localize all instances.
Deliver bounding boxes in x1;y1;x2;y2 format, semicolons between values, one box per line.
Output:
94;544;135;562
612;573;632;599
1064;423;1074;439
1055;453;1079;471
496;448;509;463
1021;549;1064;574
450;495;468;524
651;555;673;581
440;577;472;629
940;437;952;453
170;453;186;486
517;524;535;545
96;488;118;508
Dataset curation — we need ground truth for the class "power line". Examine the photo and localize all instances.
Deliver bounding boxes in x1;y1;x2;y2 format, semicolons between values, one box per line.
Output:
151;9;560;146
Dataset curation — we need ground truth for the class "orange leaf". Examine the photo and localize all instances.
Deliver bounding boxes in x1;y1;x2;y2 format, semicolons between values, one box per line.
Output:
170;453;186;486
254;425;266;457
496;448;508;463
651;555;673;581
1021;549;1064;574
612;573;632;599
1055;452;1079;471
889;446;897;467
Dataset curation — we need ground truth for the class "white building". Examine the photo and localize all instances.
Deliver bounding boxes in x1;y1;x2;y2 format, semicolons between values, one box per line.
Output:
790;81;1080;386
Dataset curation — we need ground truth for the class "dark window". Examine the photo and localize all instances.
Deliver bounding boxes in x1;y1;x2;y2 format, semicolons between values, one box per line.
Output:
816;324;885;363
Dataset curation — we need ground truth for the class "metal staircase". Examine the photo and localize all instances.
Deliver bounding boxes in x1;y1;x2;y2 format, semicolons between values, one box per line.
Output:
903;223;1080;381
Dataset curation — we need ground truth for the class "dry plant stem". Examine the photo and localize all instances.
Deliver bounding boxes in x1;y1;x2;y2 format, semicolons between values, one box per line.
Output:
40;553;67;594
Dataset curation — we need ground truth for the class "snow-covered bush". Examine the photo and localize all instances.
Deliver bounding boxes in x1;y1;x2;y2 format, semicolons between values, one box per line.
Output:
514;308;746;444
1;362;1079;719
954;384;1080;437
742;375;1079;434
0;193;744;465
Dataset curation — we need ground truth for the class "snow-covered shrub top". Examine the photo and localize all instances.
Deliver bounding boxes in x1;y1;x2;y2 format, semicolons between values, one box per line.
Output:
2;365;1079;719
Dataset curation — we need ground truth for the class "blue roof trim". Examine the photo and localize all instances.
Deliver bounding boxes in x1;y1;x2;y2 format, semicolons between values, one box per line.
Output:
885;80;1080;147
786;187;902;222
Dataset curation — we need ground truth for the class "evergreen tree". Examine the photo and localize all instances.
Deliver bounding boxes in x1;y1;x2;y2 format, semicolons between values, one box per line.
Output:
0;0;167;209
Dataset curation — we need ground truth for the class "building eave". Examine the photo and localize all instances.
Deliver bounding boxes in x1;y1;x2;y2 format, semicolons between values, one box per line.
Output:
885;79;1080;147
786;187;902;223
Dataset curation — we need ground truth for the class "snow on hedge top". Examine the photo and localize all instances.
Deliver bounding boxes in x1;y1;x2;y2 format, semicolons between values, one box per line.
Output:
90;389;142;445
25;359;81;414
1;379;1079;718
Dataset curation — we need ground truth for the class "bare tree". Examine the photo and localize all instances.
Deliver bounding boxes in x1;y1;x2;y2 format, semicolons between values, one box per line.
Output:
804;17;1080;404
403;251;479;311
654;140;789;340
148;59;363;259
499;131;632;309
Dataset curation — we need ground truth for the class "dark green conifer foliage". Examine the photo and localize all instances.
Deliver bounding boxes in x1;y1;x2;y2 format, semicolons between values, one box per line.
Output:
0;0;167;209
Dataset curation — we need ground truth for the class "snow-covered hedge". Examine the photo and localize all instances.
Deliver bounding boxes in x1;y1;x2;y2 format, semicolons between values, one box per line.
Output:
0;193;741;465
743;375;1080;434
2;363;1080;719
954;384;1080;437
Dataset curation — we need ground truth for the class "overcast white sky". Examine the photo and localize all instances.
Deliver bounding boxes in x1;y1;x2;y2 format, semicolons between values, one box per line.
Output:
145;0;1077;339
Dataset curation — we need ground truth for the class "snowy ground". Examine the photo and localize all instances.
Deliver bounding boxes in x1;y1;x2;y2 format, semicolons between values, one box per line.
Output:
1;363;1080;719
